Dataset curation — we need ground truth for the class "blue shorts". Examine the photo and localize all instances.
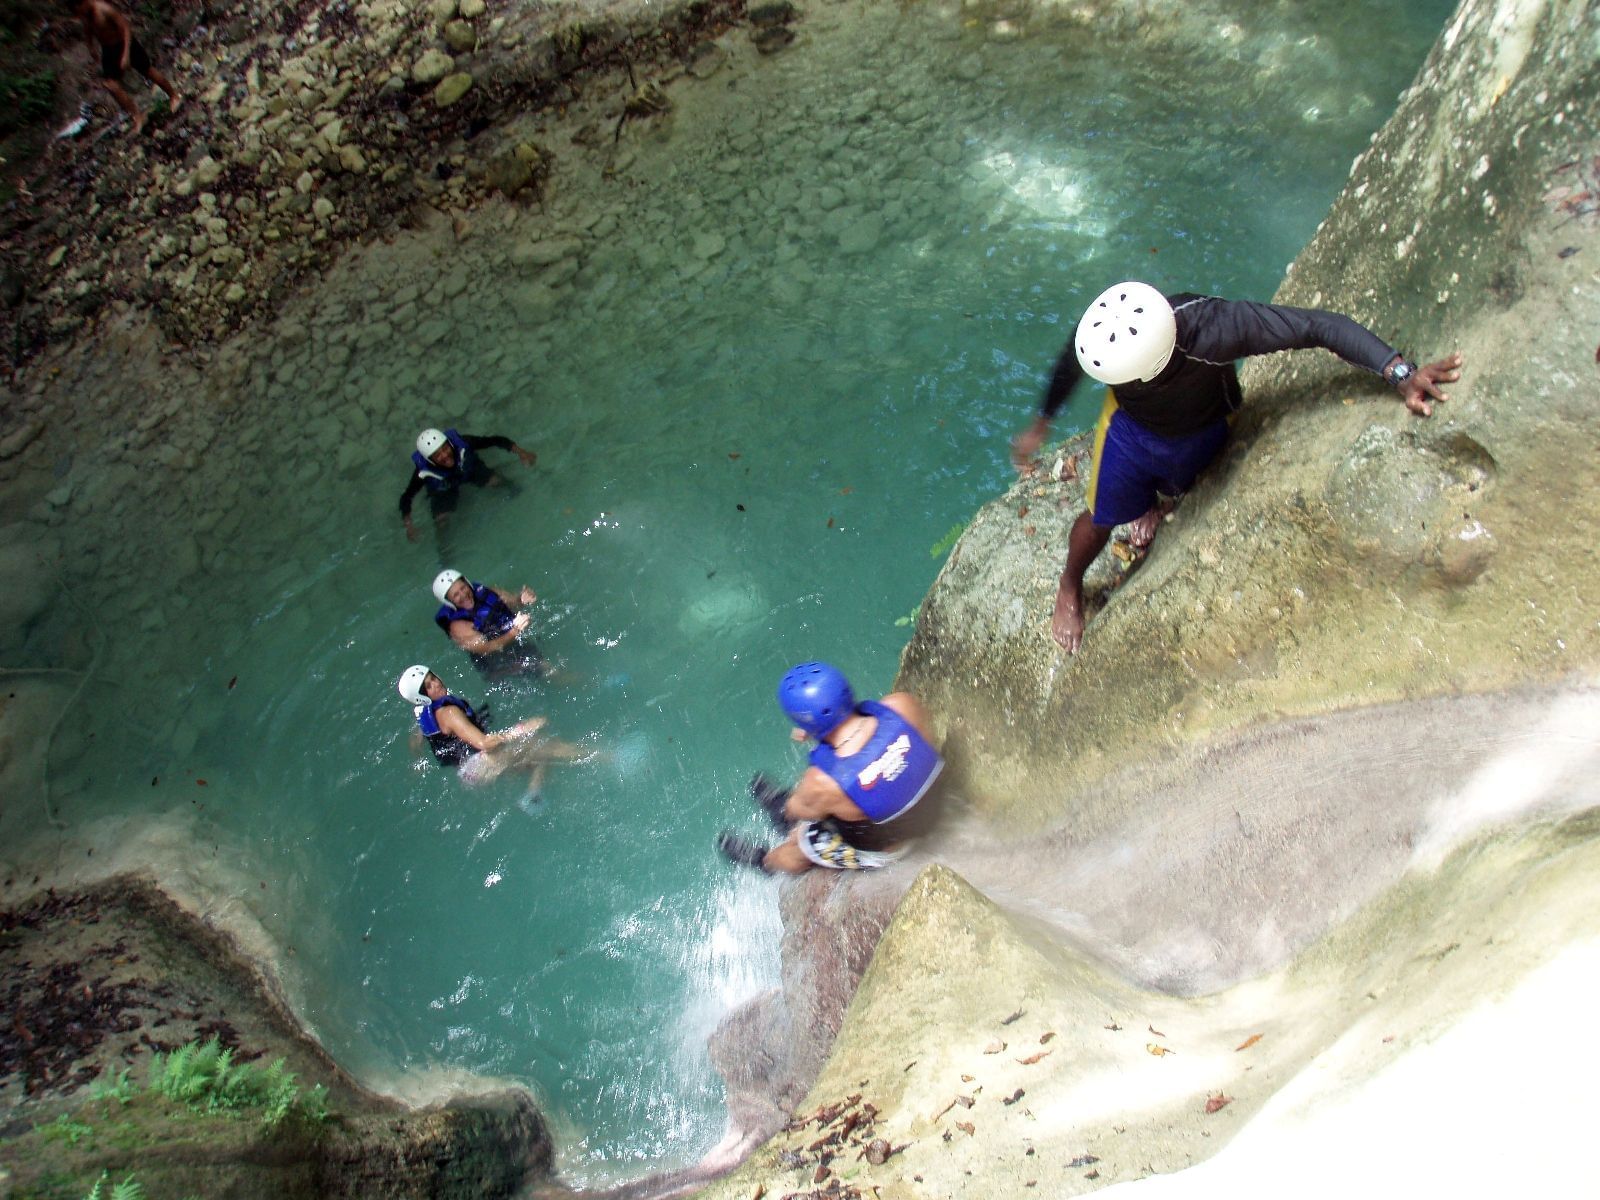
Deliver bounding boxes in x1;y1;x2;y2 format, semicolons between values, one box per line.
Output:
1086;391;1230;528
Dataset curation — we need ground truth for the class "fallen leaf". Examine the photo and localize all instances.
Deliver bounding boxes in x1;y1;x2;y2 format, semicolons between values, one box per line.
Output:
933;1099;957;1121
903;1061;917;1072
196;779;208;786
1040;1032;1056;1044
1058;453;1080;482
1023;525;1036;536
1002;1088;1025;1106
983;1041;1006;1054
1147;1044;1174;1057
1018;505;1030;519
1067;1154;1100;1168
736;503;746;511
1342;396;1357;405
1016;1051;1052;1066
1001;1009;1025;1026
1104;1021;1122;1032
1148;1024;1166;1037
728;452;741;460
227;676;238;689
840;486;853;494
960;1074;975;1083
1087;1170;1101;1180
827;517;834;528
955;1095;974;1109
1235;1034;1262;1052
1109;540;1136;563
813;1165;830;1183
1204;1093;1233;1114
956;1121;975;1136
864;1138;891;1165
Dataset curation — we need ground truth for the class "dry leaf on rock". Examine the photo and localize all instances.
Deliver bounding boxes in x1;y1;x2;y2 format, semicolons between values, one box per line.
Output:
1234;1034;1262;1052
1204;1093;1233;1114
984;1040;1006;1054
956;1121;975;1136
1040;1032;1056;1044
1002;1089;1025;1106
1146;1044;1174;1057
1001;1009;1025;1025
1148;1024;1166;1037
1016;1050;1052;1066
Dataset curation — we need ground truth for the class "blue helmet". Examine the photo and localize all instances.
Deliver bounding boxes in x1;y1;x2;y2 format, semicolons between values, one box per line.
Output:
778;662;855;739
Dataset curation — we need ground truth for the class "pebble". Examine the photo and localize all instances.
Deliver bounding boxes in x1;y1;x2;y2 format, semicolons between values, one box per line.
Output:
434;73;474;107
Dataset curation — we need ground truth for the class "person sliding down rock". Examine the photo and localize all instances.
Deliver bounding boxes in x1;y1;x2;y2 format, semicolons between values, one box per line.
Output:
430;568;545;680
1008;281;1464;654
397;665;585;803
398;427;538;543
718;662;944;874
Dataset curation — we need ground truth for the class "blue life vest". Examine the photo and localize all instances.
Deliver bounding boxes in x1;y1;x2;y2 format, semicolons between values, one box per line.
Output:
410;429;475;494
809;700;943;824
416;694;485;767
434;582;517;640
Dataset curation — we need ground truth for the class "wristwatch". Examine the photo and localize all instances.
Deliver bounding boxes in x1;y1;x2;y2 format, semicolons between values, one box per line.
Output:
1384;357;1416;388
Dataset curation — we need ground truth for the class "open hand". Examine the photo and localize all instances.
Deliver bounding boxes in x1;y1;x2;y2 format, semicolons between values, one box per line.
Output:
1401;352;1464;418
510;612;532;636
518;586;537;607
517;448;537;467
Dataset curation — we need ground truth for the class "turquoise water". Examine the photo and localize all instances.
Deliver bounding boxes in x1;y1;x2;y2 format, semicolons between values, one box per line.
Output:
11;0;1455;1183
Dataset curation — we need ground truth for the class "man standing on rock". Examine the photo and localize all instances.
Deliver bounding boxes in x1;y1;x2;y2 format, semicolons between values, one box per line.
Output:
718;662;943;874
69;0;181;136
399;426;538;542
1010;282;1463;653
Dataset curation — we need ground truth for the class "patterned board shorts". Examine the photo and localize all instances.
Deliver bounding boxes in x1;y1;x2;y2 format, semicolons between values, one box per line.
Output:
795;818;909;871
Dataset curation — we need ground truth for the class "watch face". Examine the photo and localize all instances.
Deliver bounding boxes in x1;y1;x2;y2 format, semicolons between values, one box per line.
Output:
1391;362;1413;384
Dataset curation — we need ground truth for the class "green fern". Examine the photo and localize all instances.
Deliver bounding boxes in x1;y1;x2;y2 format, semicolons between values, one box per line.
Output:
110;1176;145;1200
91;1067;137;1106
40;1112;94;1146
929;522;966;558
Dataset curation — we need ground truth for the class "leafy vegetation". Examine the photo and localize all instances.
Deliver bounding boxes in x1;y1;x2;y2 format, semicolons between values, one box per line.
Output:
82;1172;145;1200
147;1036;328;1129
90;1067;138;1106
40;1112;96;1146
929;522;966;558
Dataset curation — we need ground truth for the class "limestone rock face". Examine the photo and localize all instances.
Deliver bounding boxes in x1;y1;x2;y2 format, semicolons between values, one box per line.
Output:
897;0;1600;836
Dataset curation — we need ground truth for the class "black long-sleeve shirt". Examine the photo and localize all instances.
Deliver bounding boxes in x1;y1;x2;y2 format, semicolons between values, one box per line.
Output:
1041;294;1399;438
398;433;514;518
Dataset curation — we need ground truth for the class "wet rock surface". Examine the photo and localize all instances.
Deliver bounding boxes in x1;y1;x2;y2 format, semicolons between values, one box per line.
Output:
0;0;751;363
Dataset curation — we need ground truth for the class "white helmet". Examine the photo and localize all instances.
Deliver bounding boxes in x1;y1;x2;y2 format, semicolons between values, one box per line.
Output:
1074;282;1177;385
397;664;431;706
432;568;464;605
416;428;448;458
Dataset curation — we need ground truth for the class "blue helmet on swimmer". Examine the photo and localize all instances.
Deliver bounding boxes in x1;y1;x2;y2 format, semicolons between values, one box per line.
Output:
398;664;431;707
778;661;855;739
1075;281;1177;385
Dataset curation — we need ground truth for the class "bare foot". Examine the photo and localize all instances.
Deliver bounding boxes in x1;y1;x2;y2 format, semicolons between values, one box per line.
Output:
1051;577;1086;653
1125;501;1173;550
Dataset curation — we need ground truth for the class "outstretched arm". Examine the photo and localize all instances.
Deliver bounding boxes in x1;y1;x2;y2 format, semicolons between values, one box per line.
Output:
464;433;537;467
1012;344;1085;469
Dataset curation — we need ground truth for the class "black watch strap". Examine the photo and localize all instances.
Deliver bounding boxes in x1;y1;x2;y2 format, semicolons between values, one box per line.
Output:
1384;357;1416;388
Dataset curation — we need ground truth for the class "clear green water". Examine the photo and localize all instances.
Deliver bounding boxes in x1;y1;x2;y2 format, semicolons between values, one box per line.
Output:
12;0;1454;1183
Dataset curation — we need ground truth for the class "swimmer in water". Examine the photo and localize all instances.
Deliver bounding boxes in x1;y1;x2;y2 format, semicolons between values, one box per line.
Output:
1009;282;1463;653
430;568;545;680
397;665;585;800
717;662;944;874
399;427;538;543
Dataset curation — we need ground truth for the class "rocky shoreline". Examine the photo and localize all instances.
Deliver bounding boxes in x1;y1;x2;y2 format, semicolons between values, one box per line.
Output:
0;873;550;1198
0;0;797;370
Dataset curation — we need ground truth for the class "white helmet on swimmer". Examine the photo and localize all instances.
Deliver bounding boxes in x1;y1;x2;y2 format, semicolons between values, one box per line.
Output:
416;428;448;458
1075;282;1177;385
432;568;464;605
397;664;431;707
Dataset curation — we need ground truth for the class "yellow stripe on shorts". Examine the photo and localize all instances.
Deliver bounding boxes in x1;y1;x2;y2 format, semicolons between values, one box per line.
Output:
1085;387;1119;518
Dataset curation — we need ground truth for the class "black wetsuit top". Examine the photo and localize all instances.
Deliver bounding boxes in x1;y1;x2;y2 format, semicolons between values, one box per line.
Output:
1040;294;1400;438
398;433;516;518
